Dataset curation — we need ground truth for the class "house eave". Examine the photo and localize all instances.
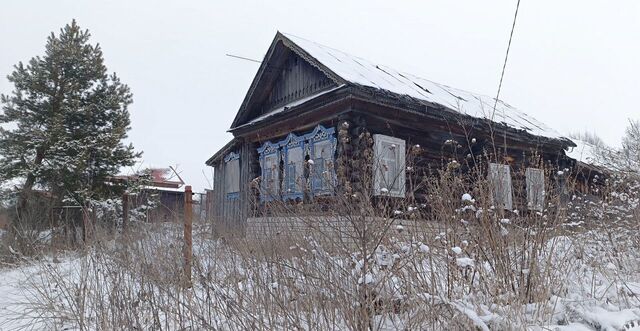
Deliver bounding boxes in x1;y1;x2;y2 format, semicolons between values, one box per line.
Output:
205;138;241;167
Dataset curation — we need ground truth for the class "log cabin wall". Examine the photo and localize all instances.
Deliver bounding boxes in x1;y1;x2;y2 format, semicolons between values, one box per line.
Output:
215;92;575;233
346;104;572;212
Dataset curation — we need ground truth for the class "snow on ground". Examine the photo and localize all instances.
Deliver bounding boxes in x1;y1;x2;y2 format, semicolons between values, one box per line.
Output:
0;258;77;330
0;217;639;330
0;263;34;330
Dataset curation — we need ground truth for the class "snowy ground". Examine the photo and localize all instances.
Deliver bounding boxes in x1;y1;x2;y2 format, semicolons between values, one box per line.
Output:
0;218;639;330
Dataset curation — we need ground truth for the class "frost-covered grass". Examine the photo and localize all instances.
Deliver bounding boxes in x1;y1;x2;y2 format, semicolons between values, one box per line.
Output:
0;213;638;330
1;174;639;330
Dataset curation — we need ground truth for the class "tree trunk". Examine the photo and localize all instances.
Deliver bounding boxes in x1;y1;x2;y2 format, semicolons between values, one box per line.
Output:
17;146;46;222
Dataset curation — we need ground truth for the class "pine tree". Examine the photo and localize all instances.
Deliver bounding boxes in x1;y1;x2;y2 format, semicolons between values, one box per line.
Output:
0;20;139;217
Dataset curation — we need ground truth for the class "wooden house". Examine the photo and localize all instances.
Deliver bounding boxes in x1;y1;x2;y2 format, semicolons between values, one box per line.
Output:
206;32;583;232
113;168;186;222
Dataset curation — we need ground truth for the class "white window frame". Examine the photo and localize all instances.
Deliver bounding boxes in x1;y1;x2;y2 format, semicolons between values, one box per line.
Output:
488;163;513;210
373;134;406;198
525;167;545;212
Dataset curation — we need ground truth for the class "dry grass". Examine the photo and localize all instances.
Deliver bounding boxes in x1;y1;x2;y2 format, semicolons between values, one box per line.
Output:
2;157;639;330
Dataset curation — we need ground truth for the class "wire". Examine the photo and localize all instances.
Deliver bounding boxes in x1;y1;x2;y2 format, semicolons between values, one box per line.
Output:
225;54;262;64
492;0;522;120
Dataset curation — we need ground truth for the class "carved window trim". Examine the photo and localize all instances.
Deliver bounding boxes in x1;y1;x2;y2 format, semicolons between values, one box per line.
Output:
257;141;281;202
305;125;336;196
280;133;306;200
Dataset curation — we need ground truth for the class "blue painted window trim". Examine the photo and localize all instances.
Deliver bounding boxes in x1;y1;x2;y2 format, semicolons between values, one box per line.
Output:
280;133;306;200
224;151;240;163
226;192;240;200
257;141;280;202
305;125;336;196
256;124;337;202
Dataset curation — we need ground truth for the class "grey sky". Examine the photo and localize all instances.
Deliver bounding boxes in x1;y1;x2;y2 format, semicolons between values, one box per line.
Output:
1;0;638;191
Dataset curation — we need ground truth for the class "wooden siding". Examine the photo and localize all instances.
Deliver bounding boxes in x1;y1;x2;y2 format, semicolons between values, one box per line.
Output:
211;141;259;235
261;52;335;114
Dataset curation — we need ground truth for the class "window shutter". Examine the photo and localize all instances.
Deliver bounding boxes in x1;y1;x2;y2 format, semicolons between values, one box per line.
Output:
224;152;240;200
525;168;545;211
226;159;240;192
488;163;513;210
373;134;406;197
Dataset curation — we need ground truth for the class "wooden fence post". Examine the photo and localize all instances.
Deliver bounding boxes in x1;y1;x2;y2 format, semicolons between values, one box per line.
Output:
183;185;193;287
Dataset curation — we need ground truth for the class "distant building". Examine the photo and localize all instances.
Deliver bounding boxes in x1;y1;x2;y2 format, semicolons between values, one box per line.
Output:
113;168;186;222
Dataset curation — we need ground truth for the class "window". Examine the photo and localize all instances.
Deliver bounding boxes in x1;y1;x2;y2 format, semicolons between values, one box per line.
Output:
373;134;406;197
307;125;336;195
257;142;280;201
257;124;336;201
526;168;545;211
224;152;240;200
281;133;305;200
488;163;513;210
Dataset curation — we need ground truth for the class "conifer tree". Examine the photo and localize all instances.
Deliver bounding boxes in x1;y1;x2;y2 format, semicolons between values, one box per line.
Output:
0;20;139;217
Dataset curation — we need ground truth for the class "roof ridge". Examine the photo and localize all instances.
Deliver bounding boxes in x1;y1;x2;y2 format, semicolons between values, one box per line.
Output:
272;32;569;142
282;33;513;106
281;32;373;63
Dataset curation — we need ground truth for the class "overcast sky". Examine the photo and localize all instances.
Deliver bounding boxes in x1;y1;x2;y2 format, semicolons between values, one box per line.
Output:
1;0;638;191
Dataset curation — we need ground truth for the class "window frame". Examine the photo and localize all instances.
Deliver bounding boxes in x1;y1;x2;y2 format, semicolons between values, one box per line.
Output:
280;133;306;200
306;125;336;196
257;141;281;202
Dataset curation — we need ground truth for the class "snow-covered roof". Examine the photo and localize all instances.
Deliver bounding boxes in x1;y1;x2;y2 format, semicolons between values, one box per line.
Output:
283;33;568;141
566;140;601;166
566;139;618;171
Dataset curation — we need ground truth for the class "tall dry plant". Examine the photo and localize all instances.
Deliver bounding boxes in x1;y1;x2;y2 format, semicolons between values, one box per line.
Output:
7;134;640;330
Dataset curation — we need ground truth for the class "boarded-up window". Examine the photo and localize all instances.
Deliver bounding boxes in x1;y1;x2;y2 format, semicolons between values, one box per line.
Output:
526;168;545;211
373;134;406;197
224;152;240;200
488;163;513;210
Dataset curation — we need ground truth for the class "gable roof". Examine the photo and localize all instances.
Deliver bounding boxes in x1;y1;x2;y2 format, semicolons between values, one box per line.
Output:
230;32;572;144
230;33;344;129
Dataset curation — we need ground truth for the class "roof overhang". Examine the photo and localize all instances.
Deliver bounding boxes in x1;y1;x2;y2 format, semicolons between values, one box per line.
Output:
205;138;241;166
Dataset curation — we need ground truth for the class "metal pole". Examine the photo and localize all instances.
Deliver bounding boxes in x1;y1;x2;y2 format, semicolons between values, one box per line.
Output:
183;185;193;287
